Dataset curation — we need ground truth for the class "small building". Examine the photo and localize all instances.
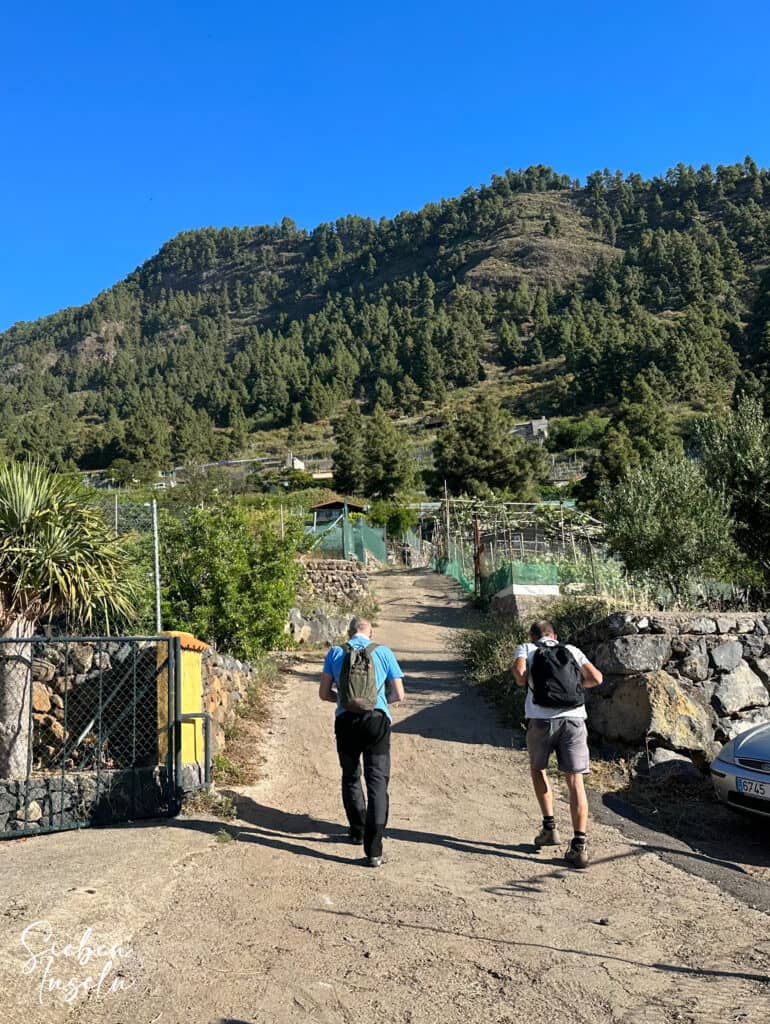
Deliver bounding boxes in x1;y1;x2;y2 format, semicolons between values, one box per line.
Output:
512;417;549;444
309;497;367;526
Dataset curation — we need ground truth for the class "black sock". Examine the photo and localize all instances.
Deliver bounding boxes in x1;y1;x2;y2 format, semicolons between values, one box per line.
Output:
543;816;556;831
572;831;587;849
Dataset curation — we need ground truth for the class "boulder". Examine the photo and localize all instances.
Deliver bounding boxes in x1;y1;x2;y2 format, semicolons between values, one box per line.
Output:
307;611;349;646
16;800;42;822
604;612;639;638
594;636;672;676
646;671;718;758
32;658;56;683
587;676;651;743
752;657;770;686
712;662;770;716
587;669;716;758
679;638;709;681
648;748;702;781
718;707;770;742
715;616;737;634
69;643;93;674
91;650;112;672
685;617;717;635
31;682;51;713
740;634;766;660
709;640;743;674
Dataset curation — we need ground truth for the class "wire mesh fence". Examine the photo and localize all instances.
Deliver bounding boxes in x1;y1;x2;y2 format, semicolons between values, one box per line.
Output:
0;635;183;838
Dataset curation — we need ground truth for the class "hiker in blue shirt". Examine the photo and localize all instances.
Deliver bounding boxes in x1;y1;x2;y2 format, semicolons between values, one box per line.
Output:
319;616;405;867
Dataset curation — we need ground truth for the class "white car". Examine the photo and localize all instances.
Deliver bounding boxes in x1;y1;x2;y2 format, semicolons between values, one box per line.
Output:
711;722;770;818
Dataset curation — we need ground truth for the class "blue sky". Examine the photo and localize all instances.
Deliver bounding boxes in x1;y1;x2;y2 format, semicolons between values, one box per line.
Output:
2;1;769;330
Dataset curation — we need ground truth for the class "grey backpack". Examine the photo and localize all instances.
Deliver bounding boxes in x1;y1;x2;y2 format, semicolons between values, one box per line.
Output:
338;642;381;713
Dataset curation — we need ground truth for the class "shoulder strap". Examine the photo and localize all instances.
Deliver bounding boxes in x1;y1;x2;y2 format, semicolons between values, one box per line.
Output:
365;642;380;655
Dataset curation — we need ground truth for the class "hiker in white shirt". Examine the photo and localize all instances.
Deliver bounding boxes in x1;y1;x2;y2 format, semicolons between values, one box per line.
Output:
513;620;603;869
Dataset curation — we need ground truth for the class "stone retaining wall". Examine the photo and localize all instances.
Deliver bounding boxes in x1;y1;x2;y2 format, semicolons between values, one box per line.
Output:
575;611;770;763
300;558;369;605
0;767;170;834
202;651;257;755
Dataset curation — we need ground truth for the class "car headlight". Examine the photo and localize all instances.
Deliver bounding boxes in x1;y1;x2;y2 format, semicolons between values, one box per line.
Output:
714;739;736;766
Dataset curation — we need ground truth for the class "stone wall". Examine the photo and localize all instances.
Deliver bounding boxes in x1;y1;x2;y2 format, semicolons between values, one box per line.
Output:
202;650;257;755
0;766;171;834
27;640;158;771
575;611;770;764
300;558;369;605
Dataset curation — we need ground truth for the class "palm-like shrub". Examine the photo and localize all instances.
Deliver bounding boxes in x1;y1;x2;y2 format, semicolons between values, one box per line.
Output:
0;462;136;778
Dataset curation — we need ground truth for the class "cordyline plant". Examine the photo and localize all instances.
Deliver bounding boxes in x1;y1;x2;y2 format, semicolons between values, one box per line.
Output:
0;462;137;779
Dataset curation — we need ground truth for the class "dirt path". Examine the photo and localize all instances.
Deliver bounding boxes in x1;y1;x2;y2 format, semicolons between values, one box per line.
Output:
1;568;769;1023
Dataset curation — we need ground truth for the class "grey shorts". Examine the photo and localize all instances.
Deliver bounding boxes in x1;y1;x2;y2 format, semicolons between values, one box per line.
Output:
526;718;590;774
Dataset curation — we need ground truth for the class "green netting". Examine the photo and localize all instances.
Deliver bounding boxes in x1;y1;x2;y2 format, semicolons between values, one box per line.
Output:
511;561;559;585
404;528;421;549
305;519;386;564
480;563;512;601
436;556;474;592
307;524;344;557
358;520;387;563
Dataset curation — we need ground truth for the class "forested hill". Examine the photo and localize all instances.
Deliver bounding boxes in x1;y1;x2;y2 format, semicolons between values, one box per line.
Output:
3;157;770;472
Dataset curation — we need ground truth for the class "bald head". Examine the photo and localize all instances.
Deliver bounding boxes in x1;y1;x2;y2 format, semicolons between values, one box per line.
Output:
348;616;373;638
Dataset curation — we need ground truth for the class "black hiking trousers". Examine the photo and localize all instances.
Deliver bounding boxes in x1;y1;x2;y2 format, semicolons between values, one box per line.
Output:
334;709;391;858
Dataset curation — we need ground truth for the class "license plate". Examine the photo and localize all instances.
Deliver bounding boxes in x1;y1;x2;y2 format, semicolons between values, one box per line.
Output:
737;777;770;798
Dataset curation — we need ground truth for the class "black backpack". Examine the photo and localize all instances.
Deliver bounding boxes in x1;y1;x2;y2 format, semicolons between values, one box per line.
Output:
530;641;584;709
338;642;382;713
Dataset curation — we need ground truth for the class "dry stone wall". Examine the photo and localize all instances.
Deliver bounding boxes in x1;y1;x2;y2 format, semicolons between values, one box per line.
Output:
300;558;370;605
575;611;770;763
202;651;257;755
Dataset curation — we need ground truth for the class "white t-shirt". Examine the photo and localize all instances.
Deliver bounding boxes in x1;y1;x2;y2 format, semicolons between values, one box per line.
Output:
514;639;589;721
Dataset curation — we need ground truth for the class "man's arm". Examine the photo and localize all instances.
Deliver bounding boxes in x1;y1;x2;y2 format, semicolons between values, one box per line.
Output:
513;656;529;688
580;661;603;688
319;671;337;703
386;677;405;704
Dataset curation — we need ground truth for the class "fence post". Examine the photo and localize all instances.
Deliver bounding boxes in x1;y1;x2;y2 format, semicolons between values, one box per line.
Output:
473;515;482;597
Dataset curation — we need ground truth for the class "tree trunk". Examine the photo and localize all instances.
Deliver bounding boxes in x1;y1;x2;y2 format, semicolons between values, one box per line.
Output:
0;618;34;780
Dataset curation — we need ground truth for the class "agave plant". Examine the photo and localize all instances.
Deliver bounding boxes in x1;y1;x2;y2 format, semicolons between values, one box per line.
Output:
0;462;137;779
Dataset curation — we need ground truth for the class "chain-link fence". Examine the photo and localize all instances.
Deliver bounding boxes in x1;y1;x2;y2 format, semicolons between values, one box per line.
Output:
0;635;198;838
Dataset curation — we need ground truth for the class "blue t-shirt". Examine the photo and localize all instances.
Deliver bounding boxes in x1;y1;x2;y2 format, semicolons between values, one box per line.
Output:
323;634;404;720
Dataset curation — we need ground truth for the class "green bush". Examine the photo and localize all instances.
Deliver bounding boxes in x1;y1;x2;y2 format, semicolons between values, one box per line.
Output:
454;596;610;726
453;621;528;726
159;504;302;660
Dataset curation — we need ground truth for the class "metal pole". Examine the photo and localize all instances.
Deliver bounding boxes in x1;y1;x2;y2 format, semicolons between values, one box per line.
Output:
444;480;450;561
152;499;162;632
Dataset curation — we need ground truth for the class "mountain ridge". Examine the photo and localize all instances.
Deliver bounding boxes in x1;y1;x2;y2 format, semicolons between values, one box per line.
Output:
2;158;769;478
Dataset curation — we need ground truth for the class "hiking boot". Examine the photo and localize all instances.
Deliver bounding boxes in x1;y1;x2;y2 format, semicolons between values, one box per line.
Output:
565;842;589;869
534;825;561;847
365;855;384;868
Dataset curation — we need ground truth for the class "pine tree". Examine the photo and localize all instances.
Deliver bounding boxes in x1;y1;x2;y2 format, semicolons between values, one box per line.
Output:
332;403;367;495
363;404;413;498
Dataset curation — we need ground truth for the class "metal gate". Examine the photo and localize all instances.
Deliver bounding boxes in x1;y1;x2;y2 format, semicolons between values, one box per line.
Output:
0;634;204;838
